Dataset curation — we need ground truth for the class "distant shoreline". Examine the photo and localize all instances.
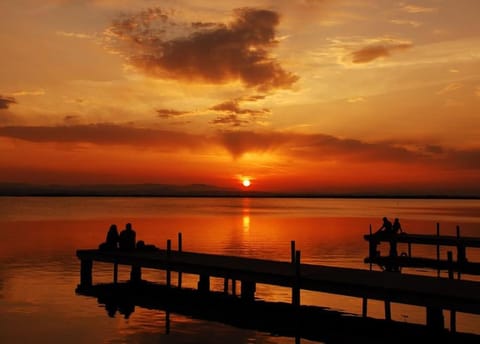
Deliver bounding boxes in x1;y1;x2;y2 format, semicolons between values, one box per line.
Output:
0;183;478;199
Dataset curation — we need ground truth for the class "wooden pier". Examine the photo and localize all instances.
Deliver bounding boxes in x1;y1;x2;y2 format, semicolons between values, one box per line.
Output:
76;237;480;334
364;224;480;276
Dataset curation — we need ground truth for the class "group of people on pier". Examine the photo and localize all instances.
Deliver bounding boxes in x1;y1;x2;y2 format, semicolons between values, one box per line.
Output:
99;223;136;250
99;223;158;251
375;217;404;236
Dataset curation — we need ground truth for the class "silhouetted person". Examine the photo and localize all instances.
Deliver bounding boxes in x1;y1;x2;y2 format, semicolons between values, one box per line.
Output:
99;224;119;250
375;217;393;236
392;218;404;234
119;223;136;250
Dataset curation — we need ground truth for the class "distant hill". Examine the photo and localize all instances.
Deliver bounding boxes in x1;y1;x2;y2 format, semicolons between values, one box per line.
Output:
0;183;478;199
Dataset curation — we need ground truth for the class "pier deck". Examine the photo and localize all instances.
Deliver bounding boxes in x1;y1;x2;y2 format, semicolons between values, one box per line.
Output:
76;248;480;317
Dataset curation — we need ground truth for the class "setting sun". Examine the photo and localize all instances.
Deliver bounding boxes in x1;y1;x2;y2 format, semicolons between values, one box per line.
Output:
242;179;251;187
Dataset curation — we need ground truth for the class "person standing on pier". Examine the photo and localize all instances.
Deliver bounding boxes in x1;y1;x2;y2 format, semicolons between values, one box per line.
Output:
99;224;119;250
392;218;404;234
375;217;393;237
119;223;136;250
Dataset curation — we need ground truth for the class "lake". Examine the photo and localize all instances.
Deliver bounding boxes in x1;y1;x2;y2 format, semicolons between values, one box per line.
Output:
1;197;480;343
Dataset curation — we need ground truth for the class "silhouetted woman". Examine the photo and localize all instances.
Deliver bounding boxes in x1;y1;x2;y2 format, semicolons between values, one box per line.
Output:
99;224;119;250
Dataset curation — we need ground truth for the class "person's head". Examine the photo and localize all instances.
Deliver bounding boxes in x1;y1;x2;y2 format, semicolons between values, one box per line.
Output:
394;218;399;223
126;223;132;230
110;224;117;232
383;217;388;222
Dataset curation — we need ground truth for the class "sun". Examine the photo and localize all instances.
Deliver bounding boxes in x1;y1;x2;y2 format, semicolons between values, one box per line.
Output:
242;179;251;188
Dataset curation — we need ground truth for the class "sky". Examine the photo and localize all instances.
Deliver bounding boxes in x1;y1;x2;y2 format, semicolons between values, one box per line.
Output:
1;0;480;195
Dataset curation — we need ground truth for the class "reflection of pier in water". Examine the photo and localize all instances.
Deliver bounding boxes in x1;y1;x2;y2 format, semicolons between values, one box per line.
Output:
76;282;480;343
76;233;480;340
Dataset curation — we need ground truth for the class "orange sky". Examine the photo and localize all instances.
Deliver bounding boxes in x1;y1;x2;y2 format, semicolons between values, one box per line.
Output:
1;0;480;195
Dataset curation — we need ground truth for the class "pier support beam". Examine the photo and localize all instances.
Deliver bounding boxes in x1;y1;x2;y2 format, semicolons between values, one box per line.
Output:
384;300;391;321
113;262;118;284
362;297;368;317
80;259;92;287
198;274;210;293
241;280;256;302
426;307;444;331
130;265;142;283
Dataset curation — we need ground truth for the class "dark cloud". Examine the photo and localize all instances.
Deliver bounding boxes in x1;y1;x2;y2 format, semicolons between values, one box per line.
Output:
210;97;270;127
1;125;478;171
0;123;208;151
106;7;298;91
157;109;190;119
0;96;17;110
350;43;412;63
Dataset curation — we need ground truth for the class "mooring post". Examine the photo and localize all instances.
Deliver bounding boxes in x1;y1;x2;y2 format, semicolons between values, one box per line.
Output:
456;226;466;279
80;259;93;287
166;239;171;288
368;224;378;260
178;232;183;288
292;250;301;307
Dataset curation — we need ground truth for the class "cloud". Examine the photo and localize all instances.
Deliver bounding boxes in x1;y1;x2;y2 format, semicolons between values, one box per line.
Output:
157;109;190;119
0;96;17;110
400;4;436;14
0;123;208;152
1;125;479;171
11;89;45;96
437;82;463;95
389;19;422;28
104;7;298;91
350;42;413;63
56;31;92;39
209;97;270;127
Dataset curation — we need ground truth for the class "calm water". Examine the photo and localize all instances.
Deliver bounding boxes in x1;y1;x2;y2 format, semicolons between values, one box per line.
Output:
1;197;480;343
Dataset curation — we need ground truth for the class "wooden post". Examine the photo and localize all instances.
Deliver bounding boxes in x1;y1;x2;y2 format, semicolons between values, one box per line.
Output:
198;274;210;293
232;279;237;296
291;240;296;264
178;232;183;288
456;225;466;279
384;300;391;321
113;262;118;284
241;280;256;302
292;250;301;307
224;278;229;294
426;307;444;331
80;259;93;287
436;223;440;277
408;243;411;257
447;251;457;333
130;265;141;283
166;239;171;288
362;297;368;317
447;251;454;280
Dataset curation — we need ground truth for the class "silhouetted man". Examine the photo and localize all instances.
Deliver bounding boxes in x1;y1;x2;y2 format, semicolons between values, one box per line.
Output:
119;223;136;250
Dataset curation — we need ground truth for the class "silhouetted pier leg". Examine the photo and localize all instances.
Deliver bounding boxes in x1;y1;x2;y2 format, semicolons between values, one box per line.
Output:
223;278;228;293
130;265;141;283
291;240;296;263
362;297;368;317
166;239;171;288
450;310;456;334
368;237;378;259
292;250;301;307
80;259;92;287
436;223;440;277
198;274;210;293
426;307;444;331
113;262;118;284
384;300;391;321
447;250;457;333
177;233;183;288
241;280;256;302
